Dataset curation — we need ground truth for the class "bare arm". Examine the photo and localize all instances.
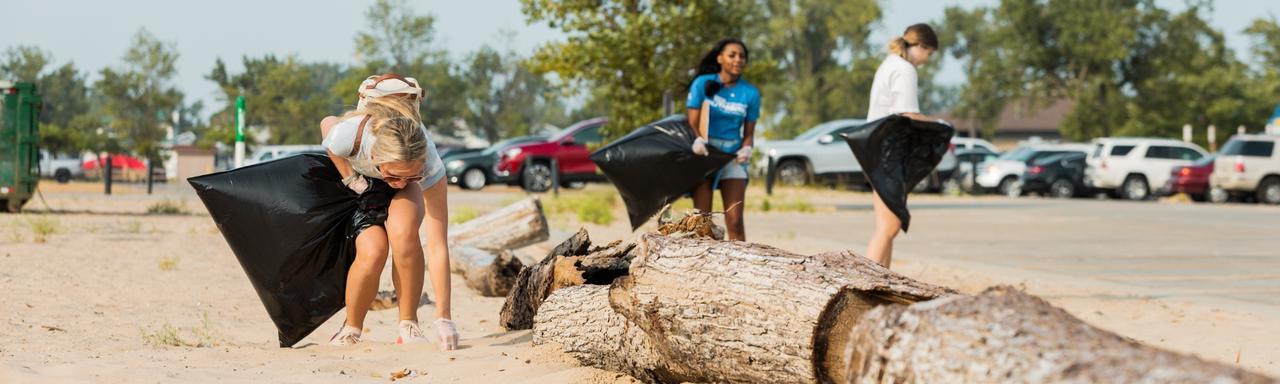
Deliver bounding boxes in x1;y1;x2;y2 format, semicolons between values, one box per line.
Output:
320;116;355;179
687;105;709;140
421;177;451;319
901;112;945;124
742;121;756;148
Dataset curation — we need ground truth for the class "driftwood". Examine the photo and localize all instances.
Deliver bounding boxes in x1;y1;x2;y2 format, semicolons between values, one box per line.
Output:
604;233;955;383
499;228;636;330
843;285;1277;384
449;246;523;297
447;197;549;251
441;197;549;297
533;284;671;382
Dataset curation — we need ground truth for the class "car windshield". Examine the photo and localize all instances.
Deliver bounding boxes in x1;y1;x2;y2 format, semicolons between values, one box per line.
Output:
549;119;602;142
999;147;1035;161
1033;153;1083;166
794;121;846;141
482;136;544;155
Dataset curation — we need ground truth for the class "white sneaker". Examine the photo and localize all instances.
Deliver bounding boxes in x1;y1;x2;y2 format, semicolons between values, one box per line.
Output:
328;325;362;346
395;320;429;344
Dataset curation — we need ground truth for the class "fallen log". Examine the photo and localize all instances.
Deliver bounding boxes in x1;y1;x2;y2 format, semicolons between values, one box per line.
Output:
449;246;523;297
500;228;640;330
606;233;956;383
842;285;1277;384
442;197;549;297
447;197;549;251
533;284;675;383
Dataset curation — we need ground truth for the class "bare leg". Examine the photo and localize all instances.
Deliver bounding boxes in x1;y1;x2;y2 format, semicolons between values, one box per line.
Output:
865;189;901;268
345;226;390;328
386;182;426;322
692;179;713;213
719;179;747;241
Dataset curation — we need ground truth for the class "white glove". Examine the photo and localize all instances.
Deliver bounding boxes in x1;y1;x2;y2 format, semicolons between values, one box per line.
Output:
692;137;709;156
735;146;752;163
342;174;369;194
435;318;458;351
936;118;952;127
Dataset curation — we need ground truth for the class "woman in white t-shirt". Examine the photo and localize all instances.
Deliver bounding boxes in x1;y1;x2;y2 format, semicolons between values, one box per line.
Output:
317;75;457;349
864;24;947;268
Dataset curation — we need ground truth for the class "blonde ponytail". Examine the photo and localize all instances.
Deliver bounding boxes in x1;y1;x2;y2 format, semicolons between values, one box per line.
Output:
889;23;939;59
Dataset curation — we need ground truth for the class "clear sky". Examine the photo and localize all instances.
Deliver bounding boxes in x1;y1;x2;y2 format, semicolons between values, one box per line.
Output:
2;0;1276;118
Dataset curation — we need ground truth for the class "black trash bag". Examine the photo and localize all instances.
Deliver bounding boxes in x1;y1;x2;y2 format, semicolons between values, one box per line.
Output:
591;115;735;230
188;154;390;347
842;114;954;232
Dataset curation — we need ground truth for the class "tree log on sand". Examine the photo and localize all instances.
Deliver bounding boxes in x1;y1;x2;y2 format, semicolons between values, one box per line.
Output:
842;285;1277;384
604;233;955;383
533;284;674;383
441;197;549;297
448;246;523;297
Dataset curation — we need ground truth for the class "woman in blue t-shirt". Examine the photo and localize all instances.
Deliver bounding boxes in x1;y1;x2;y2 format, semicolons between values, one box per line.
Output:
686;38;761;241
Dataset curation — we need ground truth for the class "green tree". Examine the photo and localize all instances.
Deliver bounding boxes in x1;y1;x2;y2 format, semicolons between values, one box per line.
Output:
95;29;184;157
207;56;345;145
1;46;98;154
1244;17;1280;131
747;0;881;138
461;34;566;142
521;0;755;137
344;0;465;134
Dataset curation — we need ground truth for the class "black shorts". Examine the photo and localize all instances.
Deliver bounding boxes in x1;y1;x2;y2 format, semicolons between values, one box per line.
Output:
351;178;397;239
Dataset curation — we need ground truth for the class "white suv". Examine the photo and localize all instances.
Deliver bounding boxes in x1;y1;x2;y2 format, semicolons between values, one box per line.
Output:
1210;134;1280;205
975;143;1092;196
1084;138;1208;200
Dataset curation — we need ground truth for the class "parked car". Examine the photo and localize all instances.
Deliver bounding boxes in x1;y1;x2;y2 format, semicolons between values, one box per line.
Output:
922;137;1000;193
1162;154;1215;202
975;143;1092;196
38;150;85;183
245;145;327;166
757;119;868;187
1084;138;1208;201
1210;134;1280;205
494;117;608;192
951;146;1001;191
1022;152;1090;198
445;135;546;190
83;153;165;182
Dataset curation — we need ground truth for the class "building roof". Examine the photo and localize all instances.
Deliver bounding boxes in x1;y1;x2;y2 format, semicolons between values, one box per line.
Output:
939;98;1073;134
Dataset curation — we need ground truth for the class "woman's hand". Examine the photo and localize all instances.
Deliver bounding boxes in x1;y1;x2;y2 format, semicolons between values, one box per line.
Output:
692;137;709;156
735;145;752;163
435;318;458;351
343;174;370;194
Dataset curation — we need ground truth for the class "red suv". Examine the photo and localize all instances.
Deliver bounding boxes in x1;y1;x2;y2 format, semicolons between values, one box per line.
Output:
494;117;608;192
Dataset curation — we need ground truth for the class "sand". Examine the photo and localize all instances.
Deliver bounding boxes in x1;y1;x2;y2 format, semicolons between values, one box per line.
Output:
0;181;1274;383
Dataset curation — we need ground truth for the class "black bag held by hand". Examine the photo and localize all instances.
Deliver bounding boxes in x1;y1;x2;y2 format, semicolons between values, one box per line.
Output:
188;154;382;347
591;115;735;230
842;114;954;232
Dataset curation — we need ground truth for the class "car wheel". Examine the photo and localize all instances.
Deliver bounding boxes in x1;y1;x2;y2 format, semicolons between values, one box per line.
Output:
997;176;1021;197
1258;177;1280;205
1050;179;1075;199
521;162;553;193
1122;175;1149;201
460;168;487;190
1208;186;1230;204
54;169;72;183
776;160;810;186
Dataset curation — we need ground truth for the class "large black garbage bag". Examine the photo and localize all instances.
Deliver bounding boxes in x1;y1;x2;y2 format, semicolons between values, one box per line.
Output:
842;114;954;232
591;115;735;229
188;154;360;347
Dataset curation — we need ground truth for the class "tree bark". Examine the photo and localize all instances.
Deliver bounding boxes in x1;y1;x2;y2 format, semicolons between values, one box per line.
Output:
533;284;677;383
448;246;523;297
446;197;549;251
499;228;594;330
607;233;956;384
842;285;1277;384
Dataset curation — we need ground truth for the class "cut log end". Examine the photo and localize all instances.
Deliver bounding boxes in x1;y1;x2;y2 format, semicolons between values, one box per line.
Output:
813;289;904;384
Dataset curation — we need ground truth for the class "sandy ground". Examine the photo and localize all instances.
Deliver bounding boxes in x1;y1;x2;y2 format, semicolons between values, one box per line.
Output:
1;181;1275;383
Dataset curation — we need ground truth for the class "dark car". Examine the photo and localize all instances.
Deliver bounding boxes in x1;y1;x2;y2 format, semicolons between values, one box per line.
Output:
494;118;608;192
1162;154;1215;201
1022;152;1090;198
444;135;547;190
